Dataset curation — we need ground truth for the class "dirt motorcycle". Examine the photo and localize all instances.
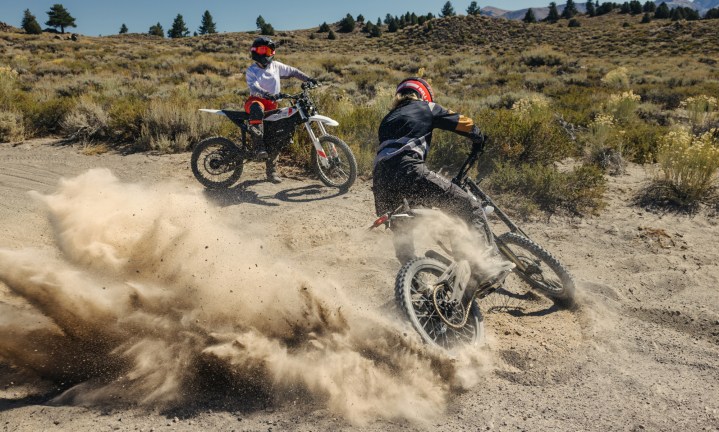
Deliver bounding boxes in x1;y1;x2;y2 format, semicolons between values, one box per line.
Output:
191;82;357;191
370;145;576;351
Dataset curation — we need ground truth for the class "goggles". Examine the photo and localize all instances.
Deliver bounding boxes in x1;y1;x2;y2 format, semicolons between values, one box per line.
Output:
252;45;275;56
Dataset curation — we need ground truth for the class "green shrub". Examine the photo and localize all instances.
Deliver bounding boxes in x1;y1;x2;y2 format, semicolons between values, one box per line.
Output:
654;128;719;205
520;46;567;68
0;110;25;142
23;97;75;137
679;95;718;131
61;97;110;143
601;67;630;89
488;162;606;216
479;99;575;165
138;96;220;152
107;95;148;143
604;90;641;124
583;113;627;174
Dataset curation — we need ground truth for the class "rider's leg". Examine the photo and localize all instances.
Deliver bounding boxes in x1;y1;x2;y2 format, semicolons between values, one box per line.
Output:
372;158;417;265
265;142;282;183
248;101;267;159
404;161;509;285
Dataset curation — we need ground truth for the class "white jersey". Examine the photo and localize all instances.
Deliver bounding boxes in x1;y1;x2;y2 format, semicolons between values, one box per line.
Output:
246;61;309;98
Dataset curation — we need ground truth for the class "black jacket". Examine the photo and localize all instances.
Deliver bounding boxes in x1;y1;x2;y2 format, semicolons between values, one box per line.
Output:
374;100;482;167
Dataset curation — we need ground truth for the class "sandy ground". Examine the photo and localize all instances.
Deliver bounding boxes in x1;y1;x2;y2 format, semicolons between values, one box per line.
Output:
0;139;718;432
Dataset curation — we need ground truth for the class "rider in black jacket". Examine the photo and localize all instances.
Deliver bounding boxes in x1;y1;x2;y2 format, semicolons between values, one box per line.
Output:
373;77;487;264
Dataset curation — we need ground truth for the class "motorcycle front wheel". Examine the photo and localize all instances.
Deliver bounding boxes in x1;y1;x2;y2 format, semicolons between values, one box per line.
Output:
496;232;575;307
191;136;244;189
395;257;484;351
311;135;357;191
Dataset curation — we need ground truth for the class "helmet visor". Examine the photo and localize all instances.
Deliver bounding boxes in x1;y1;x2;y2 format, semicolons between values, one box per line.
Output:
252;45;275;56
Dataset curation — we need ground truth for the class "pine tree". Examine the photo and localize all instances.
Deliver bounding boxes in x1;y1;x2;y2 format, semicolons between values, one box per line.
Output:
654;2;670;19
586;1;596;17
327;30;336;40
705;8;719;19
119;23;128;34
148;22;164;37
369;23;382;37
643;1;656;13
260;23;275;35
629;1;643;14
21;9;43;35
356;14;365;23
45;4;76;34
198;10;217;35
561;0;578;19
440;1;456;17
641;12;652;22
339;13;356;32
620;2;631;14
168;14;189;38
467;1;481;16
546;2;560;22
318;22;330;32
523;8;537;23
388;18;399;32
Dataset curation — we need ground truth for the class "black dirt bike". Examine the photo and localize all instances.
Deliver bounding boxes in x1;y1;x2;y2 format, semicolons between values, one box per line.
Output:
191;82;357;191
370;145;576;351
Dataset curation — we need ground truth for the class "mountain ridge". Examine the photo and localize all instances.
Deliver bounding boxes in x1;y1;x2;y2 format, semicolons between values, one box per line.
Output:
484;0;719;21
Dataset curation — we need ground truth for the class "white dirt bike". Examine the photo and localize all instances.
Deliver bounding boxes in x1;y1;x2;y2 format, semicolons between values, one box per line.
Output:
191;82;357;191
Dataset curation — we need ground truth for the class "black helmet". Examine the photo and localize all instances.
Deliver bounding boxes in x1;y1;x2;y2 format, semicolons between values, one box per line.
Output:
251;37;276;67
396;77;434;103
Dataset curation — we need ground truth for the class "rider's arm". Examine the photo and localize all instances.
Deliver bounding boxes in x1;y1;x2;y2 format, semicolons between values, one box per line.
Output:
274;61;311;82
429;103;484;141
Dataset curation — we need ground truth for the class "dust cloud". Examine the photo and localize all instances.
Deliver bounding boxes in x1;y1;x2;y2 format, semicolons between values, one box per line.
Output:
0;168;489;424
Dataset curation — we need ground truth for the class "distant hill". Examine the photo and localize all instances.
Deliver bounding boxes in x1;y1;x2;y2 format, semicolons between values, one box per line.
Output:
485;0;718;21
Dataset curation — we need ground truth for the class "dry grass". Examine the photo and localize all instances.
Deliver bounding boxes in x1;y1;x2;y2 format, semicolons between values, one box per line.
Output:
1;10;717;212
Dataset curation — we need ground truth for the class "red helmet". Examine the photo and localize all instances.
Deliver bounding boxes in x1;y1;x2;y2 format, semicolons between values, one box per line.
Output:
396;77;434;103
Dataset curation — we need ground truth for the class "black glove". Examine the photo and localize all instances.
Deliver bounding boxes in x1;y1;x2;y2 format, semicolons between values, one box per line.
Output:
307;78;318;86
471;131;487;152
268;93;290;101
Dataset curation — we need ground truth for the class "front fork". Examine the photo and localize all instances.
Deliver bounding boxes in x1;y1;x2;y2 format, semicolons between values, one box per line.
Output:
304;122;336;169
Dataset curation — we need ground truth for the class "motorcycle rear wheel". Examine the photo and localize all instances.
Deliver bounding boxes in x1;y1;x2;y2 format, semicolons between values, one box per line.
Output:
191;136;244;189
395;257;484;350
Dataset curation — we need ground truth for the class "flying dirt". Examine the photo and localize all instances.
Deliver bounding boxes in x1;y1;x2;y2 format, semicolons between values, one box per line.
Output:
0;168;489;425
0;144;717;431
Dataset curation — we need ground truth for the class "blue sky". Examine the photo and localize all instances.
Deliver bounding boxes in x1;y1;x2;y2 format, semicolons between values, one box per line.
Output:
2;1;541;36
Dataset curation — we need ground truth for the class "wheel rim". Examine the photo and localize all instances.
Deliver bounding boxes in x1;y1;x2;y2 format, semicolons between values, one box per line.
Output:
317;143;350;186
198;144;238;184
408;266;478;349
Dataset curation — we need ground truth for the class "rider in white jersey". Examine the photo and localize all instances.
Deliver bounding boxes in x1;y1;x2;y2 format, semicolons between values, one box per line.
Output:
244;36;316;183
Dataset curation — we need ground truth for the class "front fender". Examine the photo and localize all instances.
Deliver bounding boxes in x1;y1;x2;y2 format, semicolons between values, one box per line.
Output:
309;114;339;127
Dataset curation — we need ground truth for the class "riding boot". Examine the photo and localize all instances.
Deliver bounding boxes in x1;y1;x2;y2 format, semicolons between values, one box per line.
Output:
249;123;267;160
265;149;282;183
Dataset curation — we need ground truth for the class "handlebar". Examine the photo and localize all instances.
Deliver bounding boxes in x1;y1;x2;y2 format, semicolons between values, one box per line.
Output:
273;81;320;102
451;143;485;186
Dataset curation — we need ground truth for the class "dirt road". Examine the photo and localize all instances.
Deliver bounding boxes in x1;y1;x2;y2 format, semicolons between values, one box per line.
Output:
0;140;717;431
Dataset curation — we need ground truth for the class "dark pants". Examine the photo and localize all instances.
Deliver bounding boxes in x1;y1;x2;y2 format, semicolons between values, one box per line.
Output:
373;152;485;263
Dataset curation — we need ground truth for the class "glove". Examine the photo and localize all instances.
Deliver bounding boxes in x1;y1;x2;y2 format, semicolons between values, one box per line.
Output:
471;131;487;152
307;78;318;86
268;93;290;101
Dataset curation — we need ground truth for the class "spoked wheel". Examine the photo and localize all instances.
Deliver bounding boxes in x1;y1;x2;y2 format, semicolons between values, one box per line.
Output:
191;137;244;189
395;258;484;350
496;232;575;307
311;135;357;191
